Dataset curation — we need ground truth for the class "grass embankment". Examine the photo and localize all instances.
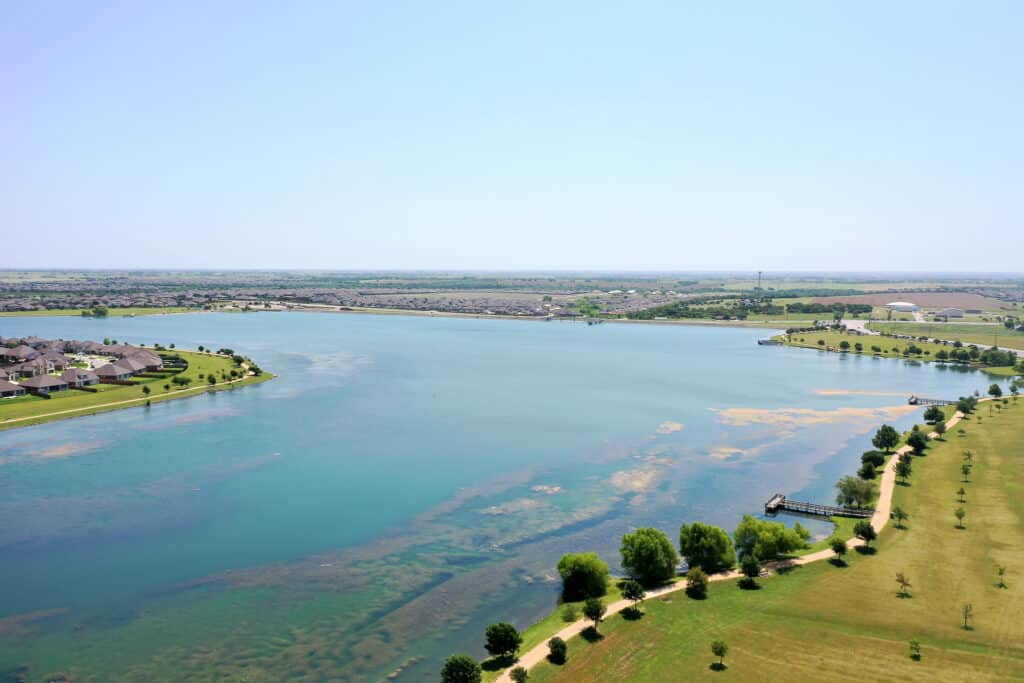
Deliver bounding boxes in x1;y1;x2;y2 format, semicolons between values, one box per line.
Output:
869;322;1024;351
526;402;1024;681
0;350;272;430
0;306;199;317
780;329;1019;377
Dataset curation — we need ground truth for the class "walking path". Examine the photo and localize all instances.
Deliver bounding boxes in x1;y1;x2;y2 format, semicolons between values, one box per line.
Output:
494;410;967;682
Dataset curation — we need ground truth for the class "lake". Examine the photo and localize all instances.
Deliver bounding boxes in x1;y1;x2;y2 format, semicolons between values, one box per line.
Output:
0;313;999;681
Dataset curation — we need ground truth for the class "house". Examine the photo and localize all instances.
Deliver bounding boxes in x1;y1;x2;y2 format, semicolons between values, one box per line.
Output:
95;363;134;382
19;375;70;395
934;308;965;319
126;350;163;370
5;360;45;378
61;368;100;387
1;345;37;361
115;356;149;374
37;351;70;373
0;379;26;398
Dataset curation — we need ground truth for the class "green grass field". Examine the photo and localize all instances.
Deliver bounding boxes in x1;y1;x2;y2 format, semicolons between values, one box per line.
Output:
524;401;1024;681
869;322;1024;350
0;306;199;317
0;350;271;430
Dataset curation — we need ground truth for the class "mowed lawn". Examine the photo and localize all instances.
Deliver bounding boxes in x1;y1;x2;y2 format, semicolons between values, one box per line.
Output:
869;322;1024;350
0;350;266;429
527;402;1024;682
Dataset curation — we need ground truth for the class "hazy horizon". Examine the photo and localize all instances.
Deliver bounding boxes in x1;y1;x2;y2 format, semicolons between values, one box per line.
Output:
3;2;1022;271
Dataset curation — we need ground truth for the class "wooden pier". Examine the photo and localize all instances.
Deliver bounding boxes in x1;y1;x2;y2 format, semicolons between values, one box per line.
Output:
908;395;955;406
764;494;874;519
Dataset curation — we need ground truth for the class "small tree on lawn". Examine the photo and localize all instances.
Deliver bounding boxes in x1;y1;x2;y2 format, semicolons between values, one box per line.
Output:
686;567;709;599
142;385;151;395
962;450;974;463
620;579;646;613
893;506;909;529
996;564;1007;589
547;637;567;664
896;572;912;598
830;538;847;563
560;604;578;623
961;603;973;630
923;405;944;424
957;487;966;503
484;622;522;661
988;383;1003;399
440;654;481;683
896;457;912;485
961;463;972;482
510;667;528;683
934;421;947;439
854;520;876;548
872;424;900;452
909;640;921;661
955;507;966;529
583;598;606;633
907;430;929;454
711;640;729;669
739;554;761;588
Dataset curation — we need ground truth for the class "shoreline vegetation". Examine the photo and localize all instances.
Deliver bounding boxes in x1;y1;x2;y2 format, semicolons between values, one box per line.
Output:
0;347;273;431
468;395;1015;683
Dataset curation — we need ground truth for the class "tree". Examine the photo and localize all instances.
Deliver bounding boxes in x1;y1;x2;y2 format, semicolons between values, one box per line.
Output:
854;520;876;547
962;450;974;463
854;342;863;352
835;476;876;508
961;463;972;482
711;640;729;668
872;424;900;452
679;522;736;573
557;553;609;600
686;567;709;598
510;666;528;683
208;374;217;385
906;431;928;454
198;345;205;352
560;604;578;622
733;515;810;559
621;579;646;612
955;507;966;528
620;527;678;584
739;554;761;588
934;421;947;439
957;487;966;503
923;405;944;423
582;598;606;632
988;383;1003;399
895;458;912;485
839;340;850;351
909;640;921;661
961;603;973;630
547;636;567;664
830;538;847;562
484;622;522;660
861;450;886;468
996;564;1008;589
896;572;912;597
142;385;151;395
440;654;481;683
893;506;909;529
857;462;877;480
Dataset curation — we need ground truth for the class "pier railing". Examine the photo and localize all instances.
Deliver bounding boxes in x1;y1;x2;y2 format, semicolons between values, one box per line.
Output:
764;494;873;519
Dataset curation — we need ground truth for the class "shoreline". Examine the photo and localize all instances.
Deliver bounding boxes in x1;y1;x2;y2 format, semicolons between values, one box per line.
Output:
491;407;968;682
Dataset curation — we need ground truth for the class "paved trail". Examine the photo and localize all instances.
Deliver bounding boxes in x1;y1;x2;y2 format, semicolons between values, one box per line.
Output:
494;410;967;682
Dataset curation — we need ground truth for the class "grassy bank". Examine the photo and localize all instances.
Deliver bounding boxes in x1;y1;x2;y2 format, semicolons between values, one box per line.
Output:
869;322;1024;350
0;349;272;430
523;401;1024;681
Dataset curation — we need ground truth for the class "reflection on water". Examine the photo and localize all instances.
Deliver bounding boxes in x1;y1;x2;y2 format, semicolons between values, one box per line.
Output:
0;313;1004;682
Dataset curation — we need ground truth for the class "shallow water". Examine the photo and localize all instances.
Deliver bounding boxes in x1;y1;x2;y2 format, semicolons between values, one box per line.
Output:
0;313;1000;681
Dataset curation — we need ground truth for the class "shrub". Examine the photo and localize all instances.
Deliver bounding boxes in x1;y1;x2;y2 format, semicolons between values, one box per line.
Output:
557;553;609;601
548;636;567;664
678;522;736;573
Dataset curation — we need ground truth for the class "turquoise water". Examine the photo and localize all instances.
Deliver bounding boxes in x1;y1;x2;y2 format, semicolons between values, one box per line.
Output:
0;313;1001;681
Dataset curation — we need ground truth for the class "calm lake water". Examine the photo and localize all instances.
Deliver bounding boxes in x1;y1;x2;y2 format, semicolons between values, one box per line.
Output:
0;313;1001;681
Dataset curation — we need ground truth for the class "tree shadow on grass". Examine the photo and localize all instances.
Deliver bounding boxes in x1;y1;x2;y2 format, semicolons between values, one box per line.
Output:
737;577;761;590
774;563;801;575
709;663;728;672
896;481;912;487
621;607;644;621
855;546;877;556
546;654;566;666
580;626;603;643
828;557;848;568
481;655;517;672
685;588;708;600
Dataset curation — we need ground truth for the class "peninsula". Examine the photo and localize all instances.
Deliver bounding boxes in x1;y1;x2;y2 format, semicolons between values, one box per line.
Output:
0;336;271;430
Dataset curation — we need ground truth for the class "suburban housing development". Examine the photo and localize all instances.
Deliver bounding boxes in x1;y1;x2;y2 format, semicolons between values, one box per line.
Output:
0;338;163;397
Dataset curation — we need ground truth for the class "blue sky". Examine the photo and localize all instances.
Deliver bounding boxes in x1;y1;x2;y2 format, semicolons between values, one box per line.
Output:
2;2;1021;271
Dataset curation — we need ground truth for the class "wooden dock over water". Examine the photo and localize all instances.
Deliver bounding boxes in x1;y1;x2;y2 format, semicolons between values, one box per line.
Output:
764;494;874;519
908;395;954;406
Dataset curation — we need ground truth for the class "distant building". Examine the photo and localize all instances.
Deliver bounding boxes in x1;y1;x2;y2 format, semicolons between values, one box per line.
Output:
0;379;26;398
885;301;919;313
19;375;70;395
95;364;134;382
935;308;964;319
61;368;100;387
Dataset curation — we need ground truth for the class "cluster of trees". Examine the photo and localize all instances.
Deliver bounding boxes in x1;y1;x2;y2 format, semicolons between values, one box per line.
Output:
80;306;109;317
785;302;872;315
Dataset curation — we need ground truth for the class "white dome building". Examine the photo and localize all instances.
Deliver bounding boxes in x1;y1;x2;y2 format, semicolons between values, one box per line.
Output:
885;301;919;312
